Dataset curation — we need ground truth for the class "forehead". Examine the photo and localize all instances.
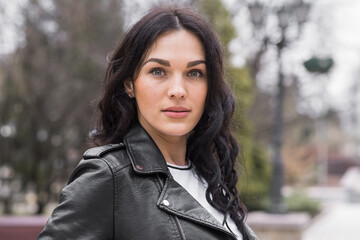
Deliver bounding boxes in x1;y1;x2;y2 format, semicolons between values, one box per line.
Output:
146;30;205;60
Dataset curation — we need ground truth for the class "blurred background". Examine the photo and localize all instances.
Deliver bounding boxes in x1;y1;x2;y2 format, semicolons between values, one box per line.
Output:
0;0;359;239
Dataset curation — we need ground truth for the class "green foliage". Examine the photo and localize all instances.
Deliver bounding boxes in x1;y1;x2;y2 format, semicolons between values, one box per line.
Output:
229;67;253;135
199;0;271;211
285;190;321;217
198;0;236;57
229;68;271;211
0;0;124;214
239;145;271;211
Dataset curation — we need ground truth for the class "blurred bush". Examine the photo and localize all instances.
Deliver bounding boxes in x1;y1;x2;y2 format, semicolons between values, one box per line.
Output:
285;190;321;217
199;0;271;212
0;0;124;214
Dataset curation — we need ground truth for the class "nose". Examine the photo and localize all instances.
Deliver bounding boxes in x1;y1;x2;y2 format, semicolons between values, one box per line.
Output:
167;74;187;99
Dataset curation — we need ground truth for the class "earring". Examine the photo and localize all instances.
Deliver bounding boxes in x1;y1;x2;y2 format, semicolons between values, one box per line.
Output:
128;82;134;98
124;79;134;98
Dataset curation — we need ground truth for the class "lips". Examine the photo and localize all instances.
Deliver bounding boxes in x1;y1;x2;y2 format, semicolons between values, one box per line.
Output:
162;106;190;119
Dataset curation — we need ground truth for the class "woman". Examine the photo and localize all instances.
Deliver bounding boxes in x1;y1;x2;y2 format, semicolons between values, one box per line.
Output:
38;5;258;240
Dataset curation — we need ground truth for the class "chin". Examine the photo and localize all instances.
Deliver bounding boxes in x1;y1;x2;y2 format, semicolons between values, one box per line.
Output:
161;128;191;137
159;123;194;137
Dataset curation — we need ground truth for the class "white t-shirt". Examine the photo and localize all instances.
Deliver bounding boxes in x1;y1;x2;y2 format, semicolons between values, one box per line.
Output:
167;162;243;240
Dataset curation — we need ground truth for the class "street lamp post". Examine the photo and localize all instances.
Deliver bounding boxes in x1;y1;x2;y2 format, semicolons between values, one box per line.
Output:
304;56;334;186
248;0;311;213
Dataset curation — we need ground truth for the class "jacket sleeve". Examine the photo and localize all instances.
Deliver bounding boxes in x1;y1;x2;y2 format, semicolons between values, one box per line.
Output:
37;158;114;240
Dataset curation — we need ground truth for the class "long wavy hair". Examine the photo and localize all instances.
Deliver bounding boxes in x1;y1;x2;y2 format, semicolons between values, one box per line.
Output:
92;5;248;239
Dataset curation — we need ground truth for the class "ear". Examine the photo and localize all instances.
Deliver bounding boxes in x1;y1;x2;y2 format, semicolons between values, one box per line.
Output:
124;78;135;98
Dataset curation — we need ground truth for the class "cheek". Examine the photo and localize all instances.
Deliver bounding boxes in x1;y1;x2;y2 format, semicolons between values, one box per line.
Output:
134;81;162;111
136;82;161;99
196;83;208;107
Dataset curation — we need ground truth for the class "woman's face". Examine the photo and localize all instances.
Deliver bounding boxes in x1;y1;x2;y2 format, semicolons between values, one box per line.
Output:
129;30;207;140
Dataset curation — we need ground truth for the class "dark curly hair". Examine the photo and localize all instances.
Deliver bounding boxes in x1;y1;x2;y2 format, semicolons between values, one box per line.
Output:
92;5;248;239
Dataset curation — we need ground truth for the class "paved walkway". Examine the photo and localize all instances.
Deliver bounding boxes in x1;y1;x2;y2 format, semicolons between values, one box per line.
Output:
303;187;360;240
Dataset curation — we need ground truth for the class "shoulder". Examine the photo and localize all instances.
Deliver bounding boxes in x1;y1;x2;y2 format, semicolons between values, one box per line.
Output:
82;143;131;173
66;143;131;185
83;143;125;159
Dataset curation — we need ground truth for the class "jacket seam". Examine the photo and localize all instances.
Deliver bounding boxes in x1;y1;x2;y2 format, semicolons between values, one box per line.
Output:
112;163;132;173
77;157;116;239
83;143;125;159
100;153;132;173
159;182;236;239
98;157;116;239
160;204;235;234
97;157;135;239
156;175;185;240
160;205;236;240
125;138;170;176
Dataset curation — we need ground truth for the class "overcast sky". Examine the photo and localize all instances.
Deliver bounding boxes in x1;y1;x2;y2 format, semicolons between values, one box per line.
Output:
1;0;359;130
222;0;360;134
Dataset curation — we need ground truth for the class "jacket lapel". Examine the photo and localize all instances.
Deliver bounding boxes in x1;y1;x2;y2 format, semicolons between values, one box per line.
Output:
123;121;170;176
157;178;237;239
124;122;237;239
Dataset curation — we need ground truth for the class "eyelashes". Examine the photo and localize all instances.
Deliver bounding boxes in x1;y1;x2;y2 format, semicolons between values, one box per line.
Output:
150;68;166;77
149;68;205;78
188;70;203;78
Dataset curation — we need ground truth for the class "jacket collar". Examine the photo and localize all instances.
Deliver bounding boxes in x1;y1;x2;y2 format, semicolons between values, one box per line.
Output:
158;178;238;239
123;121;170;176
123;121;240;239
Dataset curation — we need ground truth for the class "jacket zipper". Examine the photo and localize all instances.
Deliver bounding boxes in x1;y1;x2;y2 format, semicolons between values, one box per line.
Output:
156;174;186;240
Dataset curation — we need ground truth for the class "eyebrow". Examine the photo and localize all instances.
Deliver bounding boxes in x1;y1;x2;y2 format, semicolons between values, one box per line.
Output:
187;60;206;68
143;58;170;67
142;58;206;68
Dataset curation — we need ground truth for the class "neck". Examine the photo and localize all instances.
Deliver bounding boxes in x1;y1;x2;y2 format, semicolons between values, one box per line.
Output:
153;134;187;166
140;124;187;166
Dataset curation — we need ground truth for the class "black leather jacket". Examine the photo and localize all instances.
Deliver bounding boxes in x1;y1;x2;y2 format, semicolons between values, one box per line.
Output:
38;122;258;240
